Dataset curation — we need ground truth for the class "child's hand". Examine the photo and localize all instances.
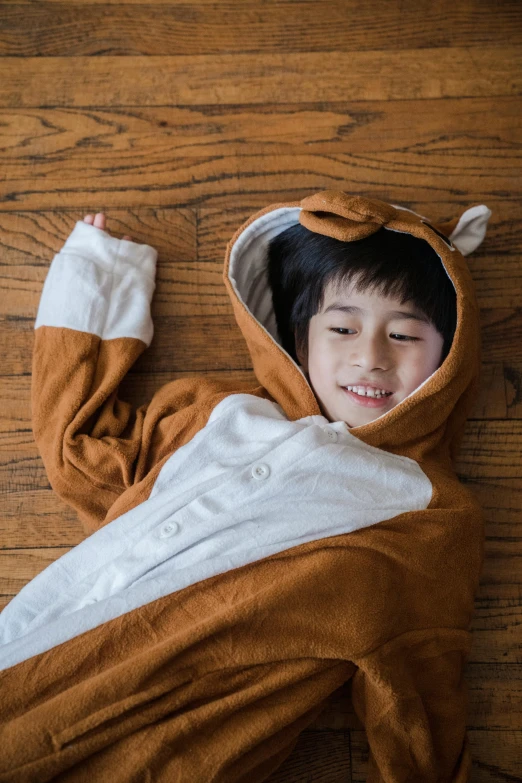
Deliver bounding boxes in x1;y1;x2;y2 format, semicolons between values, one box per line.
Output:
83;213;132;241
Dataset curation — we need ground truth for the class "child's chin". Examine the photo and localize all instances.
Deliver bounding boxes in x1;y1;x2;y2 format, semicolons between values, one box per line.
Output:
347;406;392;427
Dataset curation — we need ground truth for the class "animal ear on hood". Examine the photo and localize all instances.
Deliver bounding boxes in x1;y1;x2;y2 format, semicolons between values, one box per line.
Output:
431;204;492;257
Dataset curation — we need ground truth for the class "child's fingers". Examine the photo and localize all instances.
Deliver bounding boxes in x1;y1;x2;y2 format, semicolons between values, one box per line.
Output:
83;213;105;230
83;214;132;241
93;213;105;230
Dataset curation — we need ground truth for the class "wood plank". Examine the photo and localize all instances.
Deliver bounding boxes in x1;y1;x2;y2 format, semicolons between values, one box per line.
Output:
467;730;522;782
1;442;521;514
0;490;84;549
456;421;522;479
1;101;520;209
0;548;67;602
265;729;351;783
477;537;522;587
480;309;522;363
267;724;522;783
464;663;522;728
465;479;522;538
0;315;249;374
1;0;521;57
473;363;522;420
0;155;517;211
2;0;247;3
0;496;522;576
471;582;522;665
1;48;521;113
1;259;223;323
1;97;520;160
310;665;522;733
2;240;521;422
349;728;522;782
0;210;197;273
3;310;521;407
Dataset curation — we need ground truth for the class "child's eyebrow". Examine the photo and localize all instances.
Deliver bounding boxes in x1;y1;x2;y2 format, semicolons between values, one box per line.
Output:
323;302;431;324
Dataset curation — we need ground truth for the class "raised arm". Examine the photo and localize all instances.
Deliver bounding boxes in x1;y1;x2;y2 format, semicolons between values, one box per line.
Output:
32;214;158;531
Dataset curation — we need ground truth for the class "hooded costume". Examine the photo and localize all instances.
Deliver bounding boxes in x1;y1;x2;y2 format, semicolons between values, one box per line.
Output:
0;191;492;782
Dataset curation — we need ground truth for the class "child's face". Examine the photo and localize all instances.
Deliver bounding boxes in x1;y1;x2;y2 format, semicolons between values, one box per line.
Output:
296;279;446;428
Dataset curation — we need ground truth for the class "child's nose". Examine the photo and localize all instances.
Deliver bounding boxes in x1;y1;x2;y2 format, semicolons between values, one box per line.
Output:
350;334;390;371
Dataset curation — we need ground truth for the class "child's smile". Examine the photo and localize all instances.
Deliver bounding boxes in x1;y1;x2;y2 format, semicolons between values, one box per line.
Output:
341;385;394;408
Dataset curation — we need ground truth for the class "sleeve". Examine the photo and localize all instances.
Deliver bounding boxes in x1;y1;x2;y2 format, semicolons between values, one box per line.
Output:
32;220;158;530
350;628;473;782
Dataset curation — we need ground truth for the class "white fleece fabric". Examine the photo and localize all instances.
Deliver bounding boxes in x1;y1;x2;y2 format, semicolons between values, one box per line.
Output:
34;221;158;346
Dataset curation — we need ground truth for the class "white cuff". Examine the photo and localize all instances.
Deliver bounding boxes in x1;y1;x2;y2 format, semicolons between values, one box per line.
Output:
35;221;158;346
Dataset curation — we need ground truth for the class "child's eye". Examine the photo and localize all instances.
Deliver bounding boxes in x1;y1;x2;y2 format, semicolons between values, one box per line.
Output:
330;328;419;342
391;334;419;342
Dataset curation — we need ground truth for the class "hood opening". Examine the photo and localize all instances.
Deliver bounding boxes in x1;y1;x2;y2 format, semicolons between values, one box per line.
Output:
227;206;458;425
224;192;486;457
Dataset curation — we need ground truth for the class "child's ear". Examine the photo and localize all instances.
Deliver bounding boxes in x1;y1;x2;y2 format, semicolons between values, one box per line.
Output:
432;205;492;256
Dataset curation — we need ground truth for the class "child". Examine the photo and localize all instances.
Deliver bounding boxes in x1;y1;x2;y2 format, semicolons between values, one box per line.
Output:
0;191;491;782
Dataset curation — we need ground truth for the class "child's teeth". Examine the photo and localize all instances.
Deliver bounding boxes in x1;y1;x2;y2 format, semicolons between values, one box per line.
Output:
346;385;389;398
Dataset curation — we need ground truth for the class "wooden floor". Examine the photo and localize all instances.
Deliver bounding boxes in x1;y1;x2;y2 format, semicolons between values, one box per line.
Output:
1;0;521;779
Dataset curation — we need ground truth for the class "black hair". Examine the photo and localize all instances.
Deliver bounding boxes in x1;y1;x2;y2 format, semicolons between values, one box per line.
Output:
267;223;457;366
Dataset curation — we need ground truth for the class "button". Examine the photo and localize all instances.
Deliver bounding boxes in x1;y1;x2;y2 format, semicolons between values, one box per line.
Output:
322;426;338;443
158;520;180;539
251;463;270;480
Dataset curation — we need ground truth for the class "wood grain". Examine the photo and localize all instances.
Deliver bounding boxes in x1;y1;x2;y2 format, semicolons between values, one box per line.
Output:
1;48;522;112
1;1;522;57
349;728;522;782
310;670;522;732
0;96;520;209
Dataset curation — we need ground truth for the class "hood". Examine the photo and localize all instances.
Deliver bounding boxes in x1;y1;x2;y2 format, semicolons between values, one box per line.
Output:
223;190;491;462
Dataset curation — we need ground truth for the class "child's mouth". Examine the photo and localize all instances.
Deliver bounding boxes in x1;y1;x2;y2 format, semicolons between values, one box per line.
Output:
341;386;393;408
